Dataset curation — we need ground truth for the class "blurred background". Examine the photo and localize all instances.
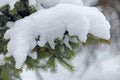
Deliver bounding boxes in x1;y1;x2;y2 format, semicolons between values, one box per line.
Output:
19;0;120;80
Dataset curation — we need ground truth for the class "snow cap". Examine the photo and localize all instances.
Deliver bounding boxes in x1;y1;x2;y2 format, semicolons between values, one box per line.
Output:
60;0;83;6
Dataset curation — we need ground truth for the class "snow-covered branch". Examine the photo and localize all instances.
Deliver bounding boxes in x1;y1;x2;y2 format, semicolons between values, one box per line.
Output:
0;0;110;70
3;3;110;69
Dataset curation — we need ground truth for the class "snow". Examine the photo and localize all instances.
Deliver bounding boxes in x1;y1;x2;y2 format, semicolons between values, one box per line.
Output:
21;66;38;80
0;53;6;66
28;52;37;60
6;21;15;28
0;0;20;10
63;35;72;50
3;3;110;69
60;0;83;5
83;0;99;6
21;48;120;80
66;6;110;39
0;0;82;10
29;0;83;10
38;0;60;8
5;4;110;68
29;0;37;7
28;0;44;10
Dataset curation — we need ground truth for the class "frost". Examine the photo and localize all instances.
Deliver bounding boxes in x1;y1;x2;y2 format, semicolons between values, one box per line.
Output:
28;0;83;10
4;2;110;69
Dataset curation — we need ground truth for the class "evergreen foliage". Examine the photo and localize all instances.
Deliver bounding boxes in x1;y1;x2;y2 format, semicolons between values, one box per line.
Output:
0;0;110;80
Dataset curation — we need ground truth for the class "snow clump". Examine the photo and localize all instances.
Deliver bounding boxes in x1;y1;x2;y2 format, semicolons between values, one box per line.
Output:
3;1;110;69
